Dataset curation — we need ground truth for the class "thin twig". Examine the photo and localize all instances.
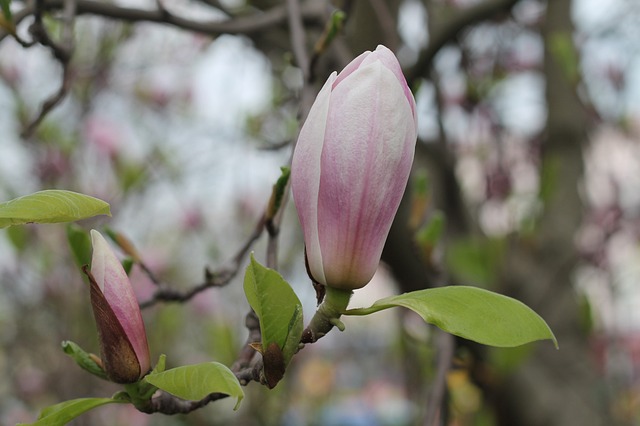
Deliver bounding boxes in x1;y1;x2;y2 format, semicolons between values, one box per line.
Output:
21;0;76;138
408;0;520;81
286;0;310;80
424;330;454;426
1;1;325;44
138;214;266;309
370;0;400;51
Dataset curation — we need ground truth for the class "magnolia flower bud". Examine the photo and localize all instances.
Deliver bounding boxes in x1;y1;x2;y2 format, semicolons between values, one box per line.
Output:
292;45;417;290
85;230;151;383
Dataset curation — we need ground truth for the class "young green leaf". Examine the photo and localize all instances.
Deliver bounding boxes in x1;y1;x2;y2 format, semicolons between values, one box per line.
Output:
0;0;12;21
344;286;557;348
243;255;303;361
243;254;304;387
416;211;445;247
151;354;166;374
144;362;244;410
0;190;111;228
66;225;92;268
266;167;291;220
61;340;107;380
281;304;303;365
0;0;14;34
18;397;126;426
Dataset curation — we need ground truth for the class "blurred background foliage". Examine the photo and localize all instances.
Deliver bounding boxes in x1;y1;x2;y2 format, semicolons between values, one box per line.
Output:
1;0;640;425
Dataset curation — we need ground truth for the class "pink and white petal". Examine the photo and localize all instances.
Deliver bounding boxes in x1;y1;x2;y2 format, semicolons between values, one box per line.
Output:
292;72;337;285
318;61;415;288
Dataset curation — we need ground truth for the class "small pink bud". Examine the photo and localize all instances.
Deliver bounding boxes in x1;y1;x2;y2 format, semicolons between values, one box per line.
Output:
86;230;151;383
292;45;417;290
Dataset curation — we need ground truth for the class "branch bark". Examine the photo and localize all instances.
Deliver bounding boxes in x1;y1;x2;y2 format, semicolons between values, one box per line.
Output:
408;0;520;81
491;0;611;424
2;0;325;42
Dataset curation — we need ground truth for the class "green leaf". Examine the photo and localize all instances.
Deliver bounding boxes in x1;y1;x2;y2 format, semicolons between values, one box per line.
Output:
151;354;166;374
6;224;28;252
66;225;92;268
0;190;111;228
416;211;445;247
61;340;107;380
0;0;12;23
243;254;303;364
344;286;557;348
18;397;126;426
266;167;291;220
446;238;505;287
144;362;244;410
122;257;134;275
281;304;303;365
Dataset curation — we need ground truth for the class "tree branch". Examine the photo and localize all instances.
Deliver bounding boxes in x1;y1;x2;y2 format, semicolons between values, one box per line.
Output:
21;0;76;138
408;0;520;81
138;213;266;309
424;331;454;426
43;0;323;36
286;0;310;80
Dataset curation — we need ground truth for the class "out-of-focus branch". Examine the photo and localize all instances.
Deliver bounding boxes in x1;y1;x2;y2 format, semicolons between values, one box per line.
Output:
138;214;266;309
21;0;76;138
370;0;399;51
487;0;610;424
286;0;310;80
408;0;520;81
16;0;323;37
424;330;454;426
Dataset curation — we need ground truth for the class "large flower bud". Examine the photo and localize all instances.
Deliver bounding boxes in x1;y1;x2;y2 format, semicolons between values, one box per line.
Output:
292;45;417;290
86;230;150;383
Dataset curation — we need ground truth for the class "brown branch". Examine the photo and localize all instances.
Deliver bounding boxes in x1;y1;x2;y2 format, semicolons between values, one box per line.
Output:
43;0;323;36
424;331;454;426
21;0;76;138
286;0;310;80
1;1;324;43
138;214;266;309
408;0;520;81
370;0;400;51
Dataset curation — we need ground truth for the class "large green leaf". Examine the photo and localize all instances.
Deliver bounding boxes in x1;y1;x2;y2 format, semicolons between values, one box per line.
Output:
18;397;126;426
243;254;303;364
344;286;557;348
0;190;111;228
144;362;243;410
243;254;303;388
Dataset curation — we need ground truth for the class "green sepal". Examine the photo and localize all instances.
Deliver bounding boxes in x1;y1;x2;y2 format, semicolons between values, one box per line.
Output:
120;354;166;410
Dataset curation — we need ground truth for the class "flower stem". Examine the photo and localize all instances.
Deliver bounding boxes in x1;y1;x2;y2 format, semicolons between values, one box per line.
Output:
302;286;352;343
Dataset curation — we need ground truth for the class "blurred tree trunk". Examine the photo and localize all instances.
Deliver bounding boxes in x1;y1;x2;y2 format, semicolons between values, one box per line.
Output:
490;0;610;424
382;0;613;424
